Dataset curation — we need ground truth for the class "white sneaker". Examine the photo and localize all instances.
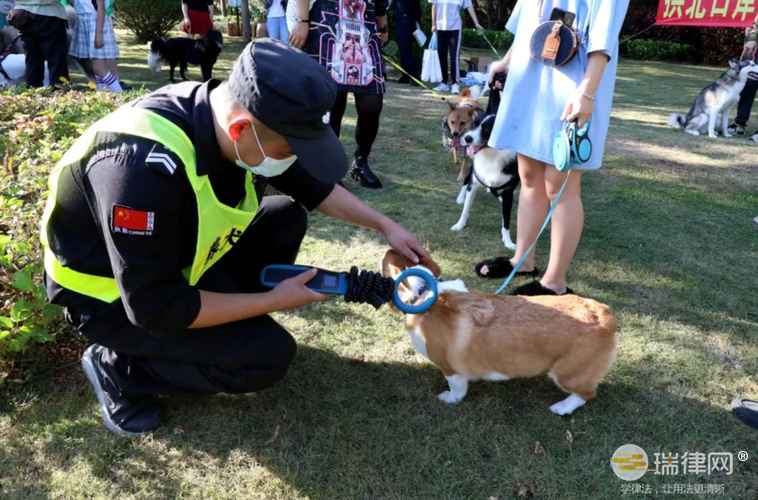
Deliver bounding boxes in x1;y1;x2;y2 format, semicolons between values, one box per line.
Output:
434;83;450;93
451;83;460;94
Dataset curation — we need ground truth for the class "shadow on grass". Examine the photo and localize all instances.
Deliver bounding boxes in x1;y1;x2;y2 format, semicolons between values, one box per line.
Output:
2;345;757;499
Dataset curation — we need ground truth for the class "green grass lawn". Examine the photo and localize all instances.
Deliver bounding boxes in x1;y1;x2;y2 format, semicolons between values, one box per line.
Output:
2;32;758;499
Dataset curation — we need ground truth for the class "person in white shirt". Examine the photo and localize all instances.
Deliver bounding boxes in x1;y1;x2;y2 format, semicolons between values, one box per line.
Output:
265;0;289;43
430;0;482;94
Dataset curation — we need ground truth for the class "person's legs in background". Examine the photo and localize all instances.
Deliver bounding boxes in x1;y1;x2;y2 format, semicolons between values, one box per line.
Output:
328;89;349;138
395;14;418;82
449;28;461;94
20;13;69;87
435;30;452;92
349;92;384;189
730;77;758;134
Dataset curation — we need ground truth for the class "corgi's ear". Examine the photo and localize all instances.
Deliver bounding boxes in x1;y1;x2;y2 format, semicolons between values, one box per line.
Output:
381;249;412;279
448;100;457;111
421;256;442;277
460;86;471;98
728;58;738;68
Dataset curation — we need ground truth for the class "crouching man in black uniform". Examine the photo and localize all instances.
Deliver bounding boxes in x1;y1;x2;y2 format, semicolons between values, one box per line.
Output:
41;39;431;437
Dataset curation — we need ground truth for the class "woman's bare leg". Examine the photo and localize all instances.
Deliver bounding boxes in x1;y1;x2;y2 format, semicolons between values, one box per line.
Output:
541;168;583;292
510;154;548;272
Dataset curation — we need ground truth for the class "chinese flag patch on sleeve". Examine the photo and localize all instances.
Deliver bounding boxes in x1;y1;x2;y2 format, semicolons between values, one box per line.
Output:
111;205;155;236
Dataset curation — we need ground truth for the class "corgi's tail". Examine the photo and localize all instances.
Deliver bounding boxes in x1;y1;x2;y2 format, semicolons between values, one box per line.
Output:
667;113;686;129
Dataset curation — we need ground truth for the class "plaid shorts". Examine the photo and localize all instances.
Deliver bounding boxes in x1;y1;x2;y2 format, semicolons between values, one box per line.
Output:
69;12;119;60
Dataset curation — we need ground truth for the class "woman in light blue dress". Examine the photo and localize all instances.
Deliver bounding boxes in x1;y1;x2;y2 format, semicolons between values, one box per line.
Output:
475;0;629;296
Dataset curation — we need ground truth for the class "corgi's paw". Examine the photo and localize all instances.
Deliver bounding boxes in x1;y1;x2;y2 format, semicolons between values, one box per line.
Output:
437;390;464;405
450;222;465;232
549;394;586;416
685;129;700;136
723;132;733;138
708;132;718;139
456;190;466;205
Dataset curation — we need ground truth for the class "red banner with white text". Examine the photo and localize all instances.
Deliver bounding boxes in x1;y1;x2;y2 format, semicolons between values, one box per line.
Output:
656;0;757;28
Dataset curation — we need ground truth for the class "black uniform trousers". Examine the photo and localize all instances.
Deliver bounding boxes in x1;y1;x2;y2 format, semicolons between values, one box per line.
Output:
735;77;758;127
394;14;419;80
17;12;69;87
73;196;307;397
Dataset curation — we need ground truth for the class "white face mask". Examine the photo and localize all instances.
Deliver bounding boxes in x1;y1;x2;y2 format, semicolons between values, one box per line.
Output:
234;121;297;177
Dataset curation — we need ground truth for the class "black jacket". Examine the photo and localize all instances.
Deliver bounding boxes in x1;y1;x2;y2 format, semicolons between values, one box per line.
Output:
45;80;333;332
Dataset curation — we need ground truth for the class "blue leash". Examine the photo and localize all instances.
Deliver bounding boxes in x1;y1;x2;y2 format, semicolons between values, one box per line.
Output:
495;170;573;295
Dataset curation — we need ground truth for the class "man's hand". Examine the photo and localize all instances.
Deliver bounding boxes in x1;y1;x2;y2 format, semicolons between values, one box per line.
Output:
269;268;327;310
381;220;431;266
289;22;309;48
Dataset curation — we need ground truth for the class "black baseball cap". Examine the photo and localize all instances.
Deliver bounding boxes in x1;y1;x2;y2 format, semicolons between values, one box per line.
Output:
228;38;347;183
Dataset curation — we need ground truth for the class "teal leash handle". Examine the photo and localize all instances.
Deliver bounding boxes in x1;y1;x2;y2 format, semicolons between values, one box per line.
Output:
495;170;573;295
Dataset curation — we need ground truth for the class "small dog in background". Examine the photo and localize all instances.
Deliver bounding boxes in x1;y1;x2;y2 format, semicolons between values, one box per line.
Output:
451;113;519;250
381;249;617;414
441;89;483;183
668;58;758;138
148;29;223;82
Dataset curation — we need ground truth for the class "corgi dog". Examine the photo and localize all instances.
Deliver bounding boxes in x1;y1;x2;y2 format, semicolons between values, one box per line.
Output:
441;89;483;183
381;249;618;415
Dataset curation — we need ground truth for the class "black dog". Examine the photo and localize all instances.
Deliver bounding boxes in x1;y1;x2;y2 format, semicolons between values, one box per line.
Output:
148;30;223;82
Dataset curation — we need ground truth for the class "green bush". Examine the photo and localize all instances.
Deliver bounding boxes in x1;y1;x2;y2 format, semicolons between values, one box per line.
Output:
461;28;513;54
620;38;693;63
0;87;137;356
114;0;183;43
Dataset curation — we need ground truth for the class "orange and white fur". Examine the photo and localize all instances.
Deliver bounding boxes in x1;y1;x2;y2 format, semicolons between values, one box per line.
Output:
382;250;618;415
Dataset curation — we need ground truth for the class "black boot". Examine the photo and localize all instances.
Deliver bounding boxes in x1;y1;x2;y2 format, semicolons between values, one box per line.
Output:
350;156;383;189
81;344;161;437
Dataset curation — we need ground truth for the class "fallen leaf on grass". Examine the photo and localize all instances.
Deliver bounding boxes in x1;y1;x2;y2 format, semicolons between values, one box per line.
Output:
533;441;546;455
266;424;280;445
565;430;574;444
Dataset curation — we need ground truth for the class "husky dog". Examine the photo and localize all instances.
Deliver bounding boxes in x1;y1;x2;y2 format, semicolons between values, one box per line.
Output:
451;113;519;250
668;59;758;138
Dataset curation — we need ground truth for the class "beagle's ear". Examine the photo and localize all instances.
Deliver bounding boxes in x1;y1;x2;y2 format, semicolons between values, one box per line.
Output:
468;299;495;326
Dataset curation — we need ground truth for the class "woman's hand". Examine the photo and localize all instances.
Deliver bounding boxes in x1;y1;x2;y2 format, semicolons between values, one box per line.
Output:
181;18;191;33
269;268;328;310
94;32;104;49
289;22;309;48
488;58;509;85
561;90;594;128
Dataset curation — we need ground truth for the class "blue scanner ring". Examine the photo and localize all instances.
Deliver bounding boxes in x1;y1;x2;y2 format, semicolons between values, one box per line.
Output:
393;268;438;314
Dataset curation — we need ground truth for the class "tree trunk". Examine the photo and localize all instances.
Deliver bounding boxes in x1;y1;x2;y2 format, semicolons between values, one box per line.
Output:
220;0;227;17
240;0;252;42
